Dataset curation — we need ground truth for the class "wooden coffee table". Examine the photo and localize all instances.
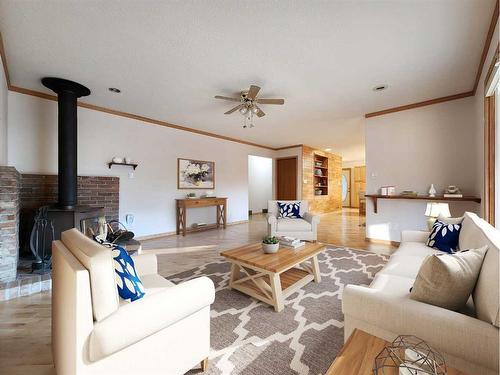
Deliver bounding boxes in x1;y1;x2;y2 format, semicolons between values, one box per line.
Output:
221;242;325;312
326;329;468;375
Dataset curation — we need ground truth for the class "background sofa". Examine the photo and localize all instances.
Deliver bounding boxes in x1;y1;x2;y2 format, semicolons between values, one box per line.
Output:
267;200;320;241
52;228;215;375
342;212;499;375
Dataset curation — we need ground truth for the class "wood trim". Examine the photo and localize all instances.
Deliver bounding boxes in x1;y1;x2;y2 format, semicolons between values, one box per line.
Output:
274;144;303;151
484;93;496;225
9;85;283;151
364;91;474;118
473;0;499;95
0;32;10;88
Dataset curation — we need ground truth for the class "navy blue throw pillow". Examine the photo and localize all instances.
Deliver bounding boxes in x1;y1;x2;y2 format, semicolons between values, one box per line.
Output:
278;202;301;218
426;220;462;254
94;237;145;302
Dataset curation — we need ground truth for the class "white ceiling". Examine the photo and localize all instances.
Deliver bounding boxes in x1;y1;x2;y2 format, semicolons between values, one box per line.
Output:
0;0;495;161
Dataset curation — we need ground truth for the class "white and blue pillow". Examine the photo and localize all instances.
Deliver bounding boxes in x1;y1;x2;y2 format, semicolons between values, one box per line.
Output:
278;202;302;218
426;219;462;254
94;237;145;302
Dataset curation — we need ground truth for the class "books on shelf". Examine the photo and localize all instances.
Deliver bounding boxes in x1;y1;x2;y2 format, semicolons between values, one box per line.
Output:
401;190;418;197
443;193;463;198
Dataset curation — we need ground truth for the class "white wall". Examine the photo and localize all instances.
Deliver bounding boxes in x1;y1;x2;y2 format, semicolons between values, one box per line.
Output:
0;56;7;165
248;155;273;213
365;97;480;242
7;92;274;237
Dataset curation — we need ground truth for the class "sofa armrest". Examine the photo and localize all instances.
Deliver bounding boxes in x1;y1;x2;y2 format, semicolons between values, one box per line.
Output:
131;253;158;276
89;276;215;362
303;212;320;225
342;285;499;371
401;230;430;243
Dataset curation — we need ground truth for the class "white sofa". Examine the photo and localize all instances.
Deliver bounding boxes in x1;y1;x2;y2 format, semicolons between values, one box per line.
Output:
342;212;499;375
52;228;215;375
267;200;320;241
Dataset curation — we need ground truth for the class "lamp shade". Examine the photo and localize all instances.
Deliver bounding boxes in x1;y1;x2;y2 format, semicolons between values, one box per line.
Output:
424;203;451;218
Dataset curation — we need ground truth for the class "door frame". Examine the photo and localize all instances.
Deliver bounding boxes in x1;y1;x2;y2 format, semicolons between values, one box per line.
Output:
276;156;298;200
341;168;351;207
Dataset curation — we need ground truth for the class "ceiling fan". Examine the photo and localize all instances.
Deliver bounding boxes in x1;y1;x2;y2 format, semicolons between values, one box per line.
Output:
214;85;284;127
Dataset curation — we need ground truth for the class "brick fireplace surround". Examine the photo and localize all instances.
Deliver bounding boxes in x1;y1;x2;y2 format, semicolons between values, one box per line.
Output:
0;166;119;300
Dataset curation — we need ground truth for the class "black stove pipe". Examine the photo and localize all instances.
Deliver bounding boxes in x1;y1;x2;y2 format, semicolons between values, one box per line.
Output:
41;77;90;209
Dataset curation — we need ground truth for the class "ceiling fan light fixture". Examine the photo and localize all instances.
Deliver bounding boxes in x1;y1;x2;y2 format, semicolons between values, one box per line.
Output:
239;107;249;115
251;106;259;114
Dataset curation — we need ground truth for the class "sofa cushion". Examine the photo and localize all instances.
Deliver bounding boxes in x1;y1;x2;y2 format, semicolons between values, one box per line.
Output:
410;247;487;311
378;254;426;279
61;229;119;321
460;212;500;327
276;218;312;232
119;274;174;306
396;241;442;258
370;273;414;298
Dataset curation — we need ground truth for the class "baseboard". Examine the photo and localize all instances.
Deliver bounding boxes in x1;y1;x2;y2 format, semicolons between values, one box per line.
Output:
135;220;249;241
365;237;400;247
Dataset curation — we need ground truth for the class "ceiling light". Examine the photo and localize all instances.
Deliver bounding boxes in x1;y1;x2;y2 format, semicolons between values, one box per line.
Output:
372;84;388;92
239;107;249;115
251;106;259;114
324;148;332;152
108;87;121;93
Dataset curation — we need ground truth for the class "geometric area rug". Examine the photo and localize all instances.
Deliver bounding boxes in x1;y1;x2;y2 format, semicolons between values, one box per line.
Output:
168;247;389;375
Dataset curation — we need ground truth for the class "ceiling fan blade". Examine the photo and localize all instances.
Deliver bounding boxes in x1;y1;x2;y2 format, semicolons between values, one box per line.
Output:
256;98;285;105
247;85;261;100
224;104;243;114
215;95;240;102
255;105;265;117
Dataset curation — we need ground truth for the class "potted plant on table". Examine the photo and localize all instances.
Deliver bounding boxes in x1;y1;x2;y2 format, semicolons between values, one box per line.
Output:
262;236;280;254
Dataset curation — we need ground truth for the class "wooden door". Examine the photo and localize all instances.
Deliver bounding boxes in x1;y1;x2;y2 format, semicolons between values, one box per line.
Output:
352;166;366;208
276;157;297;200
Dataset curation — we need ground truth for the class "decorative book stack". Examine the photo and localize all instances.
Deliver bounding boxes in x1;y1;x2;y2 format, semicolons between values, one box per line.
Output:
279;236;305;249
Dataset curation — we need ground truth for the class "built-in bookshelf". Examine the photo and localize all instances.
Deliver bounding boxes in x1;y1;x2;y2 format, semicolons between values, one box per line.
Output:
313;154;328;196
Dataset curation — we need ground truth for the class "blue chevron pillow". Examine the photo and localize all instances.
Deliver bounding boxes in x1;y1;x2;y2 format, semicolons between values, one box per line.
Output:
94;237;145;302
277;202;302;219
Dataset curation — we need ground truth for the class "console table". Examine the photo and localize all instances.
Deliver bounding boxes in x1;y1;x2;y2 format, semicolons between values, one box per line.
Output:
176;197;227;236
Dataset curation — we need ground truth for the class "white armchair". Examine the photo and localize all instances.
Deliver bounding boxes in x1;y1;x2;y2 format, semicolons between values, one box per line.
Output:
267;200;320;241
52;228;215;375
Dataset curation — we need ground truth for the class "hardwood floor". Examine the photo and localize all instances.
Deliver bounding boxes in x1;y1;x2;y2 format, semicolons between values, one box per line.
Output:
0;208;393;375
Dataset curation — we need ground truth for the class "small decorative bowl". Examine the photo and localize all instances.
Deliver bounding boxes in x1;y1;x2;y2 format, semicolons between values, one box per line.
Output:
262;243;279;254
112;157;123;163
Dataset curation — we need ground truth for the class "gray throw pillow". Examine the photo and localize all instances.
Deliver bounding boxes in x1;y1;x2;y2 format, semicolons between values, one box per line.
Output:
410;246;488;311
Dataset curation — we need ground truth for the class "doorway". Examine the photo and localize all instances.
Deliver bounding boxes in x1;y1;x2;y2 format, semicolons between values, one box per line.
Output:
248;155;273;214
342;168;351;207
276;157;297;200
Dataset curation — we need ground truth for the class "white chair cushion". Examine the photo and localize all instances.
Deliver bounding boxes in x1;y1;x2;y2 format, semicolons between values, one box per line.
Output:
61;228;119;321
276;218;312;232
459;212;500;327
120;274;175;306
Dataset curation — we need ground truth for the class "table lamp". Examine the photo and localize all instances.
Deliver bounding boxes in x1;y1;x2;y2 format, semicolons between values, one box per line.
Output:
424;203;451;230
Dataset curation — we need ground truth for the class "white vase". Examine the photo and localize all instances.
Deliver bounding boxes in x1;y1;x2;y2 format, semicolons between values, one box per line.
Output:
262;243;279;254
428;184;436;197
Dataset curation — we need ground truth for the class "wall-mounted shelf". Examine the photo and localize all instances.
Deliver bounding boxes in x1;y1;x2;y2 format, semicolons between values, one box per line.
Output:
108;162;138;170
365;194;482;214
